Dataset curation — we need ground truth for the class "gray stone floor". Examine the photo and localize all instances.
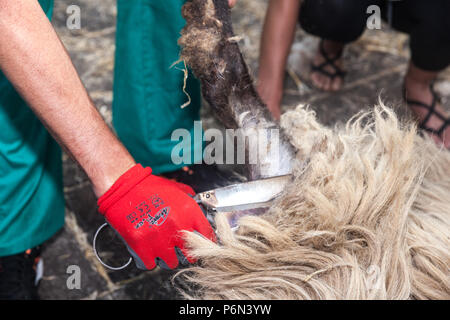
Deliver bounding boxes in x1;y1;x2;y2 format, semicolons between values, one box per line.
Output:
38;0;450;299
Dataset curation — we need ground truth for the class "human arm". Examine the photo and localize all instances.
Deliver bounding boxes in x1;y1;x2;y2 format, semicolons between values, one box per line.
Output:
257;0;301;120
0;0;135;196
0;0;214;269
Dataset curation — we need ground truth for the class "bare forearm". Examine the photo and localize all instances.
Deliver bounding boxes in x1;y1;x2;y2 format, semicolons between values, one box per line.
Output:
258;0;301;97
0;0;135;196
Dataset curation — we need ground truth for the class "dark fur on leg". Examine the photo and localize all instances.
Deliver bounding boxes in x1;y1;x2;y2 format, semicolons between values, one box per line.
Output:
179;0;296;179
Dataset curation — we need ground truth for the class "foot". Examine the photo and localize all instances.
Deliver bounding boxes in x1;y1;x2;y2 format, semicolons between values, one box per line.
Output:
404;77;450;149
0;247;42;300
311;40;346;91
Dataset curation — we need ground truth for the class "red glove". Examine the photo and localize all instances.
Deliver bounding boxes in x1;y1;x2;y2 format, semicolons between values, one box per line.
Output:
97;164;215;270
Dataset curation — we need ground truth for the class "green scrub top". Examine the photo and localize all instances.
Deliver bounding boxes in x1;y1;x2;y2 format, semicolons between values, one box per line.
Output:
0;0;65;256
113;0;203;174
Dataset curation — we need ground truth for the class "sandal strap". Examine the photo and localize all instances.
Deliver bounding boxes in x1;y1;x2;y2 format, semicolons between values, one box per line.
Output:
311;40;346;79
421;118;450;137
403;83;450;138
311;64;346;79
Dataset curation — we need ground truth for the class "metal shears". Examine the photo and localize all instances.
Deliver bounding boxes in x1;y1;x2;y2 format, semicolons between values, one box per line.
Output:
94;174;292;270
194;174;292;228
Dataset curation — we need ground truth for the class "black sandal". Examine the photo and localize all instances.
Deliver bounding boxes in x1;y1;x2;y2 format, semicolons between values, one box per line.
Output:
311;40;347;86
403;83;450;139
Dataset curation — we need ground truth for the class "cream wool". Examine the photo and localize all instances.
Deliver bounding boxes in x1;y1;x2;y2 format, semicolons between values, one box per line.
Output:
175;0;449;300
176;105;450;300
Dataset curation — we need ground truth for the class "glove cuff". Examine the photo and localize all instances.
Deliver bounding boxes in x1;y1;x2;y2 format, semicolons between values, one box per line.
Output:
97;164;152;215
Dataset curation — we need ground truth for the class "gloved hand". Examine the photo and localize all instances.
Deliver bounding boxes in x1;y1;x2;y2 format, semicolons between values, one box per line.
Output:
97;164;215;270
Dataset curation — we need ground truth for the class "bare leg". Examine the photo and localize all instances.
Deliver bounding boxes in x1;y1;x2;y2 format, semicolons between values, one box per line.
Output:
257;0;301;120
404;61;450;149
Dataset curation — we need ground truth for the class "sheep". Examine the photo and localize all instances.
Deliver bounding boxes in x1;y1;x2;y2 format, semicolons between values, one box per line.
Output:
175;0;450;300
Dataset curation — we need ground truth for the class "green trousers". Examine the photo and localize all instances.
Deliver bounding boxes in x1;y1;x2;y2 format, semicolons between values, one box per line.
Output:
0;0;65;257
113;0;202;174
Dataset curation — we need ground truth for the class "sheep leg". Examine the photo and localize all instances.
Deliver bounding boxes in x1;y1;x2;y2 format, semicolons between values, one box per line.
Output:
179;0;296;179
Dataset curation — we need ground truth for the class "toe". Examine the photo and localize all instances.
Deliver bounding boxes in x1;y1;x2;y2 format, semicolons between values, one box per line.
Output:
311;72;322;90
322;75;332;91
442;127;450;149
331;77;342;91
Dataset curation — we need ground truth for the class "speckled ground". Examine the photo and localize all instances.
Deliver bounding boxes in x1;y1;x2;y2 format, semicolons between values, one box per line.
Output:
38;0;450;300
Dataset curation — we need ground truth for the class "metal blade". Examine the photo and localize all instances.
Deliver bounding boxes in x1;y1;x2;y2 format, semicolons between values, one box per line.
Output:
195;174;292;212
